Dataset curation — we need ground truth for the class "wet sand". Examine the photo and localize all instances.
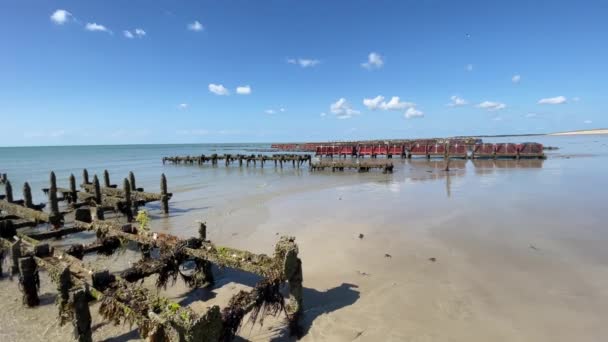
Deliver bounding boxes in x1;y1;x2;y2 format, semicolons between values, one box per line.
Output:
2;135;608;341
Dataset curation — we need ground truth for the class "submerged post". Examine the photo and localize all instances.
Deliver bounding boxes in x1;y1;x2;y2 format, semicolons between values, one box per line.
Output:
71;287;92;342
82;169;90;185
160;173;169;214
69;174;77;203
5;180;13;202
103;170;111;188
18;256;40;307
49;171;60;217
23;182;33;208
123;178;133;222
128;171;136;191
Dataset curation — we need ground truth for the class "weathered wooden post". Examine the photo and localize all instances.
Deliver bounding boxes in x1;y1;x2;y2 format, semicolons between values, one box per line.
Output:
10;239;21;275
129;171;136;191
123;178;133;222
160;173;169;214
92;175;104;220
276;237;303;336
5;180;13;202
19;256;40;307
103;170;111;188
82;169;90;185
23;182;33;208
71;287;92;342
69;174;77;203
49;171;60;218
57;266;71;323
197;221;207;241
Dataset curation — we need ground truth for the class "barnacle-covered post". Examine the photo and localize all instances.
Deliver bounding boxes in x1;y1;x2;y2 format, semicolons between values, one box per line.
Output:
197;221;207;241
5;180;13;203
19;256;40;307
69;174;77;203
57;266;72;324
23;182;33;208
160;173;169;214
123;178;133;222
92;175;104;220
82;169;90;185
71;287;92;342
275;236;303;335
129;171;137;191
103;170;111;188
10;239;21;275
49;171;60;217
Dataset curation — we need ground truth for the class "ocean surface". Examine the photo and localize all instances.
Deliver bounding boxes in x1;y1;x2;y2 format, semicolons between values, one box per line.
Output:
2;135;608;341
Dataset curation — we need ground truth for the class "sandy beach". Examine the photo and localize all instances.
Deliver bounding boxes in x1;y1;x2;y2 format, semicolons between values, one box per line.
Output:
2;135;608;342
550;129;608;136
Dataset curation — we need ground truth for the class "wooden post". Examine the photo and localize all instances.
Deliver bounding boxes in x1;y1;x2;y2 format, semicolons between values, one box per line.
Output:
160;173;169;214
58;266;71;307
69;174;77;203
49;171;60;217
197;221;207;241
5;180;13;203
92;175;102;205
123;178;133;222
103;170;111;188
129;171;136;191
71;287;92;342
23;182;33;208
18;256;40;307
82;169;90;185
11;239;21;275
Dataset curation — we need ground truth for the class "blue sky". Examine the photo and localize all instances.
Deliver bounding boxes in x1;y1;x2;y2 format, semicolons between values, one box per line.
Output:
0;0;606;146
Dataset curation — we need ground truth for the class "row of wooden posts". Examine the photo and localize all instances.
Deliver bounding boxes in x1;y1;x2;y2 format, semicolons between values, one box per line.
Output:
163;153;312;168
310;160;395;173
0;172;304;341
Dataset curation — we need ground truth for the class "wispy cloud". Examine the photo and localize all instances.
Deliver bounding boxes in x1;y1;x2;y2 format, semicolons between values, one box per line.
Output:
208;83;229;96
584;120;592;124
236;85;252;95
188;21;204;32
265;108;285;115
466;64;473;72
448;95;468;107
512;74;521;83
124;28;146;38
330;98;360;119
538;96;566;105
178;103;188;109
50;9;72;25
287;58;320;68
85;22;110;33
363;96;415;111
404;107;424;119
477;101;506;111
572;97;581;102
361;52;384;70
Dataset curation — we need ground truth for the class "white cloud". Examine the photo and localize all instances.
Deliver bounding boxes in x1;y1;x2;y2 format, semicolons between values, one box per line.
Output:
363;95;385;110
363;95;414;111
125;28;145;39
123;30;134;39
208;83;229;95
178;103;188;109
538;96;566;105
236;85;251;95
512;74;521;83
362;52;384;70
279;108;285;112
320;112;327;117
265;109;276;114
448;95;468;107
85;23;110;33
584;120;592;124
404;107;424;119
330;98;360;119
287;58;320;68
188;21;204;32
135;28;146;37
466;64;473;72
477;101;506;111
50;9;72;25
